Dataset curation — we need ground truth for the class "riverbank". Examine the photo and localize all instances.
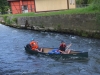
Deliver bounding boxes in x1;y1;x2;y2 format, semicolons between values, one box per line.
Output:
0;13;100;39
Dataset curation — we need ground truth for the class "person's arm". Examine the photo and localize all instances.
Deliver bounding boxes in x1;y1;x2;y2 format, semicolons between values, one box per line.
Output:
66;43;72;50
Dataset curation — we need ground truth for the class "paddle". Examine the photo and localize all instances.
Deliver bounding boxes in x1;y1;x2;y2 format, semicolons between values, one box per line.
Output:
65;43;72;50
64;43;72;54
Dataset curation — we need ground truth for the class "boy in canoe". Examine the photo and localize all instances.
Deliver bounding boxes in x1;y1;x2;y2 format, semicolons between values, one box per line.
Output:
59;41;71;54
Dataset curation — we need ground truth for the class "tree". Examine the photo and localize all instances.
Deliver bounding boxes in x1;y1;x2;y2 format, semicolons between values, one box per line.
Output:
0;0;9;14
92;0;100;10
87;0;94;4
76;0;83;5
76;0;94;5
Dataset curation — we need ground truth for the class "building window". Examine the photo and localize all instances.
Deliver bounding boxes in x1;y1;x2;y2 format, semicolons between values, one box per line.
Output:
22;5;28;10
69;0;75;5
22;5;28;13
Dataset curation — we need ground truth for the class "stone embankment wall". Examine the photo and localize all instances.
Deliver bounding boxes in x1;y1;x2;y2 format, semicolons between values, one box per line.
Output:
0;14;100;39
17;14;97;31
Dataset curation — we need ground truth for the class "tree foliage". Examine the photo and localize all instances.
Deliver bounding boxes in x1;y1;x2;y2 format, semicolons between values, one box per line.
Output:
76;0;83;5
87;0;94;4
76;0;94;5
0;0;9;14
92;0;100;11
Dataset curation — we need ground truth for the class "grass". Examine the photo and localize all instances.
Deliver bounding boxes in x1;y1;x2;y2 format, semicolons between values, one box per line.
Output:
2;6;99;17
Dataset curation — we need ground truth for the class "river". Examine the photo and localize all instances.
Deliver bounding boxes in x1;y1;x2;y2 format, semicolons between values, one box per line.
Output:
0;24;100;75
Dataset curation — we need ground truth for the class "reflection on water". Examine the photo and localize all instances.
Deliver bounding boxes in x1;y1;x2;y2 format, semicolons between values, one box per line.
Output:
0;24;100;75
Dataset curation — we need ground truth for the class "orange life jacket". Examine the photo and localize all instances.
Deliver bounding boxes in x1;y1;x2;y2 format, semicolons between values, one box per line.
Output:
30;41;38;50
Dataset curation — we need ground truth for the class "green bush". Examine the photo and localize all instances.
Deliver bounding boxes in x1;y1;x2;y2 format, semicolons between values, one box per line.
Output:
3;16;8;22
12;17;17;24
92;0;100;10
6;19;12;25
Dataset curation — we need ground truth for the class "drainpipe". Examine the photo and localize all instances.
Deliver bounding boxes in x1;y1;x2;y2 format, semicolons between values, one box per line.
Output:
67;0;69;9
34;0;36;12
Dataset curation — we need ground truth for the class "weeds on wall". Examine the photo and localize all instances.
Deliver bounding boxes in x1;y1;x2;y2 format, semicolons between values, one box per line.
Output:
57;24;61;30
6;19;12;25
3;16;8;24
76;29;81;35
40;23;44;28
38;21;45;28
94;33;100;39
82;32;88;37
12;17;17;24
96;14;100;25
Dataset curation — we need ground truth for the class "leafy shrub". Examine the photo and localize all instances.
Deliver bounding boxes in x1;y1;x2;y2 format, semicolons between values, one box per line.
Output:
12;17;17;24
3;16;8;22
6;19;12;25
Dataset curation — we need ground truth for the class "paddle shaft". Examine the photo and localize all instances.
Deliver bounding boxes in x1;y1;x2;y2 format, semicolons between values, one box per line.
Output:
66;43;72;50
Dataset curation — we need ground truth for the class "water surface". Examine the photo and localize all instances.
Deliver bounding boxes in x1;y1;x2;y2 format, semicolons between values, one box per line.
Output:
0;24;100;75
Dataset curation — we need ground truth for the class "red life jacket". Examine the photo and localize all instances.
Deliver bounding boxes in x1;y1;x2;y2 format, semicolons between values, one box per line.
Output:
59;43;66;51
